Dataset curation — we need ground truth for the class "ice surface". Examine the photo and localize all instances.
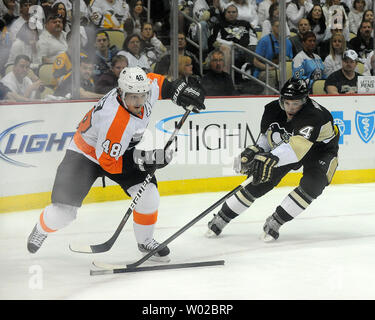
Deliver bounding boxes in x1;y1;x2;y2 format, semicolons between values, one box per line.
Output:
1;183;375;300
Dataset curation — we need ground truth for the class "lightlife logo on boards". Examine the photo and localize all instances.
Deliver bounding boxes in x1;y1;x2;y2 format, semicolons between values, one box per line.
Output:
0;120;74;167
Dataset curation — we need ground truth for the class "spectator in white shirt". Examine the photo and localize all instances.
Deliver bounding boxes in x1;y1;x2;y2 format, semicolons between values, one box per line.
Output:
348;0;366;34
117;33;151;73
286;0;313;33
229;0;259;29
323;32;346;77
261;2;291;38
8;0;33;42
90;0;130;30
36;11;68;64
0;54;43;100
7;22;40;69
257;0;276;26
362;49;375;75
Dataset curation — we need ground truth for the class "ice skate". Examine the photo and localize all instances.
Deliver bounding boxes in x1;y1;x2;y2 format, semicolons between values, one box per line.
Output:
261;215;281;242
138;239;170;263
27;224;48;253
205;211;229;238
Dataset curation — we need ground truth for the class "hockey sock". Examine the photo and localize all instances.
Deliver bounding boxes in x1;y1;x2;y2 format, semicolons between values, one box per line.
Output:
128;183;160;244
221;188;257;221
133;210;158;244
275;186;315;223
37;203;78;234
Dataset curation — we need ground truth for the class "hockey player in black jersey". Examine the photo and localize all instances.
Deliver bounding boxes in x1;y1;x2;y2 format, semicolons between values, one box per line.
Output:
206;78;340;241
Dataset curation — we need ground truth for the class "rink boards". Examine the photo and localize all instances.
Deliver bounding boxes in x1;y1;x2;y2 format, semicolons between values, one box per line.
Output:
0;95;374;212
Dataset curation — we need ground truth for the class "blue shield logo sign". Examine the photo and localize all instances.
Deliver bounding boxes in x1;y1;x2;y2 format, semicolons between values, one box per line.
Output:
355;111;375;143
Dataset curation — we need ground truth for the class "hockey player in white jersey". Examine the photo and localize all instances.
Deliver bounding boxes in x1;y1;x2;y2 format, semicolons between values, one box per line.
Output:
27;67;205;261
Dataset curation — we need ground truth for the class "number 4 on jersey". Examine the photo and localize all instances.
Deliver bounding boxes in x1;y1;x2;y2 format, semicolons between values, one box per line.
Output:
299;126;314;139
102;139;122;158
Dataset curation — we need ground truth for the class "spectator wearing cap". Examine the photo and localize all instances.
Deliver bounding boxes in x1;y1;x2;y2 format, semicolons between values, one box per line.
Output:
54;55;103;99
36;11;68;64
324;49;360;94
95;54;128;94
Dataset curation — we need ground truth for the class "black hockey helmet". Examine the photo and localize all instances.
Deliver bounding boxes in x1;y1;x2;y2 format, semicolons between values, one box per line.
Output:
279;78;309;110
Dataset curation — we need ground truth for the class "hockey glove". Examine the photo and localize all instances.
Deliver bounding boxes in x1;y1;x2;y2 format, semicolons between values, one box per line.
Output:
249;152;279;185
233;145;264;174
170;79;206;113
133;148;173;173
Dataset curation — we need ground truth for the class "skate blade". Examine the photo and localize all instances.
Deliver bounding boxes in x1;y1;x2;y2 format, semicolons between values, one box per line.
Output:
205;229;219;238
260;232;276;243
141;252;171;263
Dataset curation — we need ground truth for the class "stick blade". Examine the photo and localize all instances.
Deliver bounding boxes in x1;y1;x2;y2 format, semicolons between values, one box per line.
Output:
69;242;111;254
90;260;225;276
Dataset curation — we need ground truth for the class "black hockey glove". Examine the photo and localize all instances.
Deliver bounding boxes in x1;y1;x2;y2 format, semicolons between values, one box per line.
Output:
170;79;206;113
133;148;173;173
249;152;279;185
234;145;264;174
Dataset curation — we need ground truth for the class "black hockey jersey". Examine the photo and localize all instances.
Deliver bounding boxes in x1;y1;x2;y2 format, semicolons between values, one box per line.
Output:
258;98;339;167
208;19;253;51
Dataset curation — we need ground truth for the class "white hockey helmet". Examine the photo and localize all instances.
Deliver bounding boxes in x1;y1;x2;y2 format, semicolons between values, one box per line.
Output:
118;67;151;102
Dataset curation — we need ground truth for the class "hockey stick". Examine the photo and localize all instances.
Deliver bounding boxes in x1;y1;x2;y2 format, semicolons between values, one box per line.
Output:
69;106;194;254
122;175;254;269
90;260;225;276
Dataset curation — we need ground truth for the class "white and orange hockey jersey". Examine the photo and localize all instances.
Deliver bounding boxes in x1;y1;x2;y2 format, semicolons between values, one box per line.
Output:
68;73;166;174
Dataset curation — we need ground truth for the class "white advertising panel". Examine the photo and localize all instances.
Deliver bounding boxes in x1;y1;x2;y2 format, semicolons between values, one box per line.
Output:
0;95;374;197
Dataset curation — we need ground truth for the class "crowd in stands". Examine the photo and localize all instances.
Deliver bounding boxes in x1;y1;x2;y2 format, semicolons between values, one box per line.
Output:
1;0;375;102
